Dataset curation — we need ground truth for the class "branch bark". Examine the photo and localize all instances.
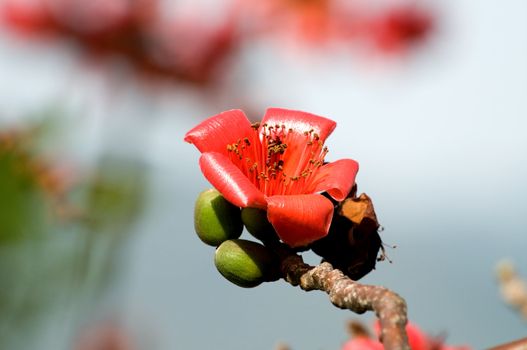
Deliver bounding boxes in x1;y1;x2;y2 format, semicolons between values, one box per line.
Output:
273;245;410;350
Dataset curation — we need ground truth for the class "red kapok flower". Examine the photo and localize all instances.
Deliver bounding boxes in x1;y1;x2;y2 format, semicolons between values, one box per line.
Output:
184;108;359;247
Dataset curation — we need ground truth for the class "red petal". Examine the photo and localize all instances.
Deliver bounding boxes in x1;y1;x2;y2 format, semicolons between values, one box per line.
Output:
262;107;336;143
312;159;359;201
184;109;253;154
266;194;334;247
199;152;266;208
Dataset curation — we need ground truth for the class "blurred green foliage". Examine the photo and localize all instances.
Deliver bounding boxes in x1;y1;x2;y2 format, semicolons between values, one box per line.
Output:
0;123;147;349
0;133;49;243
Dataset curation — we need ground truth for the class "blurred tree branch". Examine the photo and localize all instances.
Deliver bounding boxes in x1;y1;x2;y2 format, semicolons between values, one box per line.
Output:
496;260;527;321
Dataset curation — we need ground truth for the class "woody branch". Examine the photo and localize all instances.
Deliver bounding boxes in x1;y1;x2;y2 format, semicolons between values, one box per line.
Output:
273;245;410;350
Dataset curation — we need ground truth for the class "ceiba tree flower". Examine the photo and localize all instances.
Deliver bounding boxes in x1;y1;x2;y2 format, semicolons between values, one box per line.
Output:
184;108;358;247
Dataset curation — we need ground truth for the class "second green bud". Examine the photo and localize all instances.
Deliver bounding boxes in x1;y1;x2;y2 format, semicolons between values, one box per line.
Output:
241;207;278;244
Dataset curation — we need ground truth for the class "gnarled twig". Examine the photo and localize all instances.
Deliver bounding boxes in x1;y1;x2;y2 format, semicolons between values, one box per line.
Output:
273;245;410;350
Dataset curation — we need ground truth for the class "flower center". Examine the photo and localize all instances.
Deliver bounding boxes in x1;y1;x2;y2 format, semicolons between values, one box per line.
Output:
226;123;328;196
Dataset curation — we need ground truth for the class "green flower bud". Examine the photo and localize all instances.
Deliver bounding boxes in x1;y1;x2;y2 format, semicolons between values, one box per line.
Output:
214;239;279;288
194;189;243;246
241;207;278;244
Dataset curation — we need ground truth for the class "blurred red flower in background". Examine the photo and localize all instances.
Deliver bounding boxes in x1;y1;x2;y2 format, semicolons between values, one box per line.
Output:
1;0;154;45
339;3;436;54
0;0;240;85
240;0;349;44
185;108;359;247
362;4;434;54
1;0;437;85
342;321;471;350
238;0;435;53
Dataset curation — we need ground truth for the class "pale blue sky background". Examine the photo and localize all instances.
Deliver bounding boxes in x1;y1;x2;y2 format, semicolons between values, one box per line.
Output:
1;0;526;349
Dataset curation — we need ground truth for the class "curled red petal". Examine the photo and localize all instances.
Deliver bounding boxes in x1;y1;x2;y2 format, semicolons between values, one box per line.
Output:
184;109;253;154
199;152;266;208
312;159;359;201
266;194;333;247
262;107;336;143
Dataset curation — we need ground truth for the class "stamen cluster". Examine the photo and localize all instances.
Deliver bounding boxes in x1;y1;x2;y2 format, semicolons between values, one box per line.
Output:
226;123;328;197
